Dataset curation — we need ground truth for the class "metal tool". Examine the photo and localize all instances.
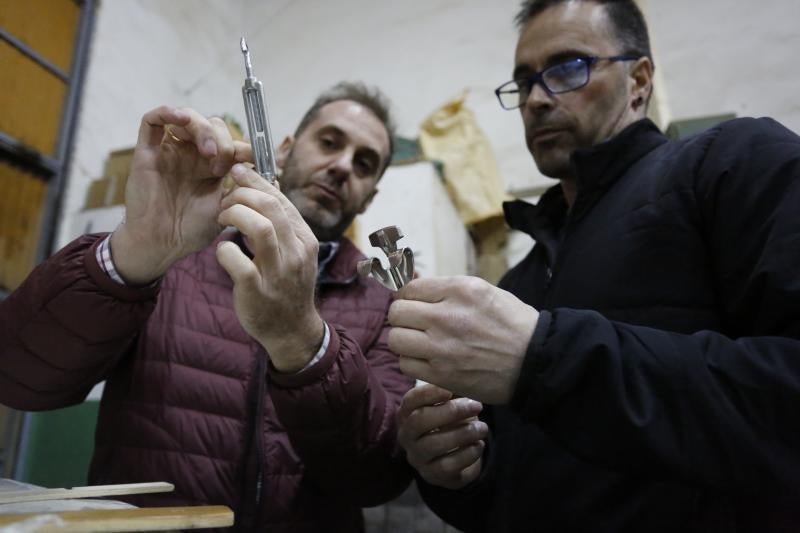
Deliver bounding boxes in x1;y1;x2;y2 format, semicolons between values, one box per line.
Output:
357;226;415;291
240;37;278;184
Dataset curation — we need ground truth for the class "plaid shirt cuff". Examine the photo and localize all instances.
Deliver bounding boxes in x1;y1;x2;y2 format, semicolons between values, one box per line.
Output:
295;322;330;373
96;234;127;284
96;233;160;287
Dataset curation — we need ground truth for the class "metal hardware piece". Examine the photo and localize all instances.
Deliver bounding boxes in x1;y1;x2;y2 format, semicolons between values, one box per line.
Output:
240;37;278;184
357;226;415;291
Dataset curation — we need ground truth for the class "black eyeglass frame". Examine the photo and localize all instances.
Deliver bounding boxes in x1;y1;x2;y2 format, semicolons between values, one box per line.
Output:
494;55;640;110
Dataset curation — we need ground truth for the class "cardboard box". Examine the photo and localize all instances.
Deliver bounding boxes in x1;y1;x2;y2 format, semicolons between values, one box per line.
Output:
103;148;135;206
103;148;135;182
107;172;127;206
84;177;110;209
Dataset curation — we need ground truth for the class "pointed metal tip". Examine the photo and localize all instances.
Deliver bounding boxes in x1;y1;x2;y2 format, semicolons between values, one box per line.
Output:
240;37;248;54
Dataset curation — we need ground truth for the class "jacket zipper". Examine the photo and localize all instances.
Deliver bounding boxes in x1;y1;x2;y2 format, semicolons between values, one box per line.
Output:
543;212;575;308
238;355;267;532
252;356;267;521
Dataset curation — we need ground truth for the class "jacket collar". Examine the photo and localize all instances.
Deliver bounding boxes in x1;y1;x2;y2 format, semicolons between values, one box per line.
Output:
505;118;667;239
571;118;667;203
318;237;363;286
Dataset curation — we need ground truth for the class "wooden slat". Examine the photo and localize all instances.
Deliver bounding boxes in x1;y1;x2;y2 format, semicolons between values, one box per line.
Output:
0;0;81;73
0;164;9;287
0;162;48;291
0;505;234;532
0;42;67;157
0;482;174;505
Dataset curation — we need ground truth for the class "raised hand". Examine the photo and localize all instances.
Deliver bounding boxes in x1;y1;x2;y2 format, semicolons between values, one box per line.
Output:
111;106;252;284
397;384;488;490
216;164;324;373
389;276;539;404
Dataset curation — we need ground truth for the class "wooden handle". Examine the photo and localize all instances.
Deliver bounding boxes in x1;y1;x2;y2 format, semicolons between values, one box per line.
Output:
0;482;174;504
0;505;234;531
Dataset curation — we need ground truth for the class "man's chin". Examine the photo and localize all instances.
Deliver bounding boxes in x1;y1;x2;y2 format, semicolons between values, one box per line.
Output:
303;215;347;243
531;153;570;179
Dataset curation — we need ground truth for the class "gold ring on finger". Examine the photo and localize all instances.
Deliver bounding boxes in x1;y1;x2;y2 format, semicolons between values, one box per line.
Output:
164;126;183;143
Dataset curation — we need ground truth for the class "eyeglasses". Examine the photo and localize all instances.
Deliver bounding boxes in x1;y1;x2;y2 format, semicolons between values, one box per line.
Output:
494;55;640;110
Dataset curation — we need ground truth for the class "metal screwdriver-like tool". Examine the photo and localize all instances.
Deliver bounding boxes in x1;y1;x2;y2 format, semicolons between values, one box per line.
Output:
240;37;278;184
357;226;415;291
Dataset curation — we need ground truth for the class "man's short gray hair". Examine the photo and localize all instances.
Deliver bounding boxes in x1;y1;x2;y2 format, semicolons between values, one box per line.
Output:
294;81;396;176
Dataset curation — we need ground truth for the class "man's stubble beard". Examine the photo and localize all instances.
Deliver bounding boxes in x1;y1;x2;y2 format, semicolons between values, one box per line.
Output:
281;153;354;243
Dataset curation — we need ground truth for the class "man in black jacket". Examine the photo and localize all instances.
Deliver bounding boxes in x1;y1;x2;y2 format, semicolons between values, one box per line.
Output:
388;0;800;531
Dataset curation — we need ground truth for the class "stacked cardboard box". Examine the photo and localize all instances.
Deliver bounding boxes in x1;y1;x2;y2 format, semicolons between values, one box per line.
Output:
83;147;135;209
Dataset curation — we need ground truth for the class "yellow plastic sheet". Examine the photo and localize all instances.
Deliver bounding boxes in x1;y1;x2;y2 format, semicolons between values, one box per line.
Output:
419;93;511;282
419;92;509;227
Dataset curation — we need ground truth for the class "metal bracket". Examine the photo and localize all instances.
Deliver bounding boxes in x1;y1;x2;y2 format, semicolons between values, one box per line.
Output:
357;226;415;291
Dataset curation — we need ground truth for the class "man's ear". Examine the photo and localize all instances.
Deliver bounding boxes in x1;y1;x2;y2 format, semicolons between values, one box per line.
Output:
358;188;379;214
630;56;654;111
277;135;294;169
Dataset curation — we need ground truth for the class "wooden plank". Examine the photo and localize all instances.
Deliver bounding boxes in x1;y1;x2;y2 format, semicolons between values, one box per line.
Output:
0;482;174;505
0;163;9;288
0;41;67;157
0;0;81;72
0;505;234;532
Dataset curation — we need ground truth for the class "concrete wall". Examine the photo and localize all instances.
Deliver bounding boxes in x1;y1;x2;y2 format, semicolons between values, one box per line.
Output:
647;0;800;133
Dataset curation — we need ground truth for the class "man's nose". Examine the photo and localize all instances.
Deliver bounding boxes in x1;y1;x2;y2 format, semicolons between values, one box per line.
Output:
327;150;353;184
523;81;554;112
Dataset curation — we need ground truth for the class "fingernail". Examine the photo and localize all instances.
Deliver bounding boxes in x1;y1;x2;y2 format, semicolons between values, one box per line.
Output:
456;397;477;411
231;164;246;177
204;138;217;155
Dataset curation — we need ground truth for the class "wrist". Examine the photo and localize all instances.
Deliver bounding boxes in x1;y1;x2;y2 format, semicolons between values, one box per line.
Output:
263;313;326;373
111;225;172;285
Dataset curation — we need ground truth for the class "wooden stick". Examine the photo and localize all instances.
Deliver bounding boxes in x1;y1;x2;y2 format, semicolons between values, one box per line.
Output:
0;505;234;531
0;482;174;504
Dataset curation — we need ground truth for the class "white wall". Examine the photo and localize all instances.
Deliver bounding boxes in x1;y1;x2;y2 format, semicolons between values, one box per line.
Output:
647;0;800;133
58;0;800;248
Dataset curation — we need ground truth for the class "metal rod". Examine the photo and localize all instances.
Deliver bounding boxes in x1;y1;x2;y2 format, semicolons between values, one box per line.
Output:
36;0;98;265
0;131;59;176
240;38;253;78
0;28;70;82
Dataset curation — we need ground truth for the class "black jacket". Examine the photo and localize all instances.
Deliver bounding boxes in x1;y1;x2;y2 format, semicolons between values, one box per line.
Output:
420;118;800;532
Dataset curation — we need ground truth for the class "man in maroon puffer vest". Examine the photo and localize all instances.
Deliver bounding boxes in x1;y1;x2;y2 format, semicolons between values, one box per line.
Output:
0;82;414;532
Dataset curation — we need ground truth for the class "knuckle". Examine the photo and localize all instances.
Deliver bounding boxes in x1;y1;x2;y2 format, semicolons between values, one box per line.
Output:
431;458;457;478
240;268;260;287
464;276;489;297
255;219;275;241
429;355;449;376
257;194;280;213
458;423;482;447
305;236;319;255
398;355;413;375
429;434;456;457
452;398;474;419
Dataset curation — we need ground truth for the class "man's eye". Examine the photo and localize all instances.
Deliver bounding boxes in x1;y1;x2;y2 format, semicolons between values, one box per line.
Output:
320;137;336;148
356;158;375;174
